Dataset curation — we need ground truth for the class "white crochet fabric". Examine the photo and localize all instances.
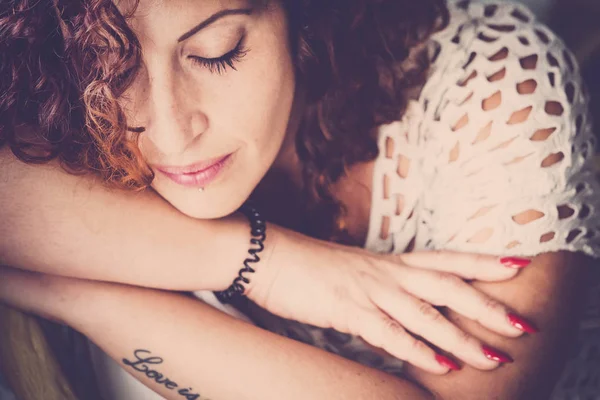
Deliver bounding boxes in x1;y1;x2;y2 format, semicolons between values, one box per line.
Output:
83;2;600;399
366;0;600;258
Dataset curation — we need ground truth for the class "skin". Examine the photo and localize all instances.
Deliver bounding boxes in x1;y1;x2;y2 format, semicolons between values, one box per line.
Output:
0;0;594;398
409;251;590;399
117;0;299;219
116;5;595;394
110;1;598;396
117;0;377;244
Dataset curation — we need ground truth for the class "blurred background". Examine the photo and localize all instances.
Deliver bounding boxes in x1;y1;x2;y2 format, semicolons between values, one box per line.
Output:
515;0;600;146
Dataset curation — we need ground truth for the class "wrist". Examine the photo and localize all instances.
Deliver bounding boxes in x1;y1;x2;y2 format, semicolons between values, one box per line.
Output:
244;223;323;307
215;203;270;302
207;212;255;290
243;222;283;300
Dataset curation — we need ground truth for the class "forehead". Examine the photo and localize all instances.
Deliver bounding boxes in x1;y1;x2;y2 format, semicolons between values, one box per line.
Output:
114;0;256;17
113;0;259;50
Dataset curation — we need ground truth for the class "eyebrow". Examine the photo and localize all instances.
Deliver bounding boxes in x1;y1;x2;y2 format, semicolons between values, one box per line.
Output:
177;8;254;42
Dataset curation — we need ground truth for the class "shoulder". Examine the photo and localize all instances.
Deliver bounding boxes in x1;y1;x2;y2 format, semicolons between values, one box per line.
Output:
425;0;577;94
412;1;600;259
419;0;594;175
430;0;550;55
417;0;592;160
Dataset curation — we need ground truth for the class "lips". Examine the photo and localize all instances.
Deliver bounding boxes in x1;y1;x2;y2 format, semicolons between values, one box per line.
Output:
154;154;230;175
154;153;233;188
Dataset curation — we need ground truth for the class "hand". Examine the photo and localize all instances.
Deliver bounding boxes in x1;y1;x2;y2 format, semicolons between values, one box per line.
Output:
247;229;536;374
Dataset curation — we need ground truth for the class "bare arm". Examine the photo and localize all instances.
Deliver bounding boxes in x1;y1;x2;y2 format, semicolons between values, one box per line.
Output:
394;26;598;396
0;251;591;400
0;147;261;292
405;251;592;399
0;148;542;376
0;267;432;400
2;123;593;399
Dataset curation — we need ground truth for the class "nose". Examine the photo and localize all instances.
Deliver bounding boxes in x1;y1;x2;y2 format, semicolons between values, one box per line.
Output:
141;61;208;155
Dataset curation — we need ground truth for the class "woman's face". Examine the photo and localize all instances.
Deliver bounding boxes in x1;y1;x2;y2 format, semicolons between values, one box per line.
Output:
118;0;296;218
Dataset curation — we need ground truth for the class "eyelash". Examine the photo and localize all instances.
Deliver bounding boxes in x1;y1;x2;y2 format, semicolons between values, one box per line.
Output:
188;35;249;75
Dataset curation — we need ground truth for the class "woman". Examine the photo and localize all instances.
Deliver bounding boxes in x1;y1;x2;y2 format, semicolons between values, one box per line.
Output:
0;0;598;399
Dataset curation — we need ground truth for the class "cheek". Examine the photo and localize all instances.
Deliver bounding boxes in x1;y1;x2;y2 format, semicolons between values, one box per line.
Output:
138;48;294;217
232;35;296;150
248;63;295;149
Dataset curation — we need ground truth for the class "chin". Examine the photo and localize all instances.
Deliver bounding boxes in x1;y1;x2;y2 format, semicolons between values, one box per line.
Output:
153;184;251;220
149;154;270;220
175;199;244;220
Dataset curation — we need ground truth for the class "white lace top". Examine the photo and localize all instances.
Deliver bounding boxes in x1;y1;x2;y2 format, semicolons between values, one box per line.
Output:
367;1;599;258
86;2;600;399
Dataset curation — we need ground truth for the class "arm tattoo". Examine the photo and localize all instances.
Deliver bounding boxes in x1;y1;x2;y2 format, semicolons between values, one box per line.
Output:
123;349;210;400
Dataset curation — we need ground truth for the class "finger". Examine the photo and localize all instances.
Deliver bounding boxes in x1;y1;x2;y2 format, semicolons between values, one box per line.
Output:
400;269;537;337
351;308;451;375
371;287;505;370
392;250;531;282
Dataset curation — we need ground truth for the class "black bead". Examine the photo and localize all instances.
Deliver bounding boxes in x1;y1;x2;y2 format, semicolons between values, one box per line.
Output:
215;202;266;304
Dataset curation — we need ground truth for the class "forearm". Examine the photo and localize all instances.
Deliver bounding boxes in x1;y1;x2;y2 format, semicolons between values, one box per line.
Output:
0;268;432;400
404;251;591;399
0;148;264;291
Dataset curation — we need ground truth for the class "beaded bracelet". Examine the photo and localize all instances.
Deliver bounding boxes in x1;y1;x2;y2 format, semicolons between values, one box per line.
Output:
214;203;266;304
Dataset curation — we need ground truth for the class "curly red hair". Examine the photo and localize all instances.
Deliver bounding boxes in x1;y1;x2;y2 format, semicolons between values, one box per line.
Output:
0;0;448;241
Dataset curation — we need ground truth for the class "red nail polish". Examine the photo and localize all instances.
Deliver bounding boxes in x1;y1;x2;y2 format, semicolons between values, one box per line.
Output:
507;313;539;334
500;257;531;269
482;345;513;363
435;354;461;371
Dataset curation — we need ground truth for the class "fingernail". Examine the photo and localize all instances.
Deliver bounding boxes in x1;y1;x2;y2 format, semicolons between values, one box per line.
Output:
507;313;539;334
500;257;531;269
435;354;461;371
482;345;513;363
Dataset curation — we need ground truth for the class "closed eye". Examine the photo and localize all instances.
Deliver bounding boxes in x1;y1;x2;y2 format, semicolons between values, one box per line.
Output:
188;34;249;75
